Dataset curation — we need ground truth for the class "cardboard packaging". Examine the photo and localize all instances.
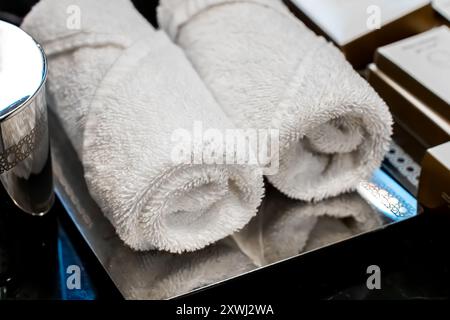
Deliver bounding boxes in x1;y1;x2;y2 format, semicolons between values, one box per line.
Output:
368;27;450;162
433;0;450;22
375;26;450;120
285;0;437;68
368;64;450;162
418;142;450;213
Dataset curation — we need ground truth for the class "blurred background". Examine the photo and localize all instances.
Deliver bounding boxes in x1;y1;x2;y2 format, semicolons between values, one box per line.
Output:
0;0;159;26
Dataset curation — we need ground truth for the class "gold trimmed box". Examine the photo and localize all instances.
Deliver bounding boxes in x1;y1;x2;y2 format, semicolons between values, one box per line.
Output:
285;0;437;68
375;26;450;120
418;142;450;213
367;64;450;162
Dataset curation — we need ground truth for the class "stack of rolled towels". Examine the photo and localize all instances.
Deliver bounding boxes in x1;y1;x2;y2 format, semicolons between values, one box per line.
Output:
22;0;392;259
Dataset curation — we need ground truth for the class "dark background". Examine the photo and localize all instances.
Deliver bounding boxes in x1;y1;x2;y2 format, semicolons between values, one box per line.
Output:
0;0;160;26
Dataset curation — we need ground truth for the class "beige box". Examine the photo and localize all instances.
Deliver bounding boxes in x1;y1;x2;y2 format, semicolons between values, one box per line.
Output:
375;26;450;120
285;0;437;68
367;64;450;162
433;0;450;22
418;142;450;213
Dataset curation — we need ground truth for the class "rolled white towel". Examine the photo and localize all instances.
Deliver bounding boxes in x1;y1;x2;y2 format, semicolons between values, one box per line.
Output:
22;0;264;253
234;186;381;265
158;0;393;201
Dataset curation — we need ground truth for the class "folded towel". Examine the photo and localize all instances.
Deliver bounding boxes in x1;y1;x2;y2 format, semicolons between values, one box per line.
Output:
22;0;264;253
234;185;381;265
158;0;393;201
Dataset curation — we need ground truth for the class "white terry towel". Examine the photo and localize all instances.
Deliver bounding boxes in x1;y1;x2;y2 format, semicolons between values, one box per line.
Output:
234;185;381;266
22;0;264;253
158;0;393;201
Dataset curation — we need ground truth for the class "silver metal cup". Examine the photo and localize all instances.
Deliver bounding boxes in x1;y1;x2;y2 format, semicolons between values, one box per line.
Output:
0;20;54;216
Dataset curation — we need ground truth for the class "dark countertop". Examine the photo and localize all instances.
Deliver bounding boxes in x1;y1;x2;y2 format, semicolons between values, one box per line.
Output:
0;191;120;300
183;209;450;301
1;187;449;300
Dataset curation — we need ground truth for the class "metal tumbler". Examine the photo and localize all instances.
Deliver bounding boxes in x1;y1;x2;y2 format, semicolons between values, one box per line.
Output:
0;20;54;216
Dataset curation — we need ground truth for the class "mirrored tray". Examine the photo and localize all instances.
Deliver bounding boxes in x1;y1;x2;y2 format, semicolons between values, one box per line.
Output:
49;110;419;300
